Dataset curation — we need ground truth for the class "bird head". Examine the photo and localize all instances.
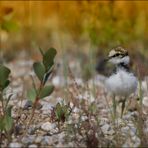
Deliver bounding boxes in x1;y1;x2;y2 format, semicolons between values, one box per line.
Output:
106;46;130;65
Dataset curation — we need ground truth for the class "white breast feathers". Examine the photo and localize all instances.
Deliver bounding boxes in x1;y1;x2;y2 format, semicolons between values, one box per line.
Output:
105;69;138;97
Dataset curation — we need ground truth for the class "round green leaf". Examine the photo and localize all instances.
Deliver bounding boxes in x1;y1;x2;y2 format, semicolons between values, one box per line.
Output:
39;85;54;99
2;80;10;89
43;48;57;71
0;65;11;88
33;62;45;81
27;88;37;102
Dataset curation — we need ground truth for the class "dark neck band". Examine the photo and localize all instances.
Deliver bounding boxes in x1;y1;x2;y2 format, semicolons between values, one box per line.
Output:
117;62;130;71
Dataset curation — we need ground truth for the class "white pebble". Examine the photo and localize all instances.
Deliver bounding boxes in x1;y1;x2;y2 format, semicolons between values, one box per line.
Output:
9;142;22;148
17;100;27;108
28;144;38;148
52;76;65;87
101;124;111;134
142;96;148;107
41;122;56;132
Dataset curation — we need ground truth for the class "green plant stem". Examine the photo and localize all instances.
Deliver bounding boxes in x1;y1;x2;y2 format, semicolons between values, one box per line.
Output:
138;80;143;108
28;97;39;125
104;93;113;121
5;94;13;111
57;121;61;132
28;81;44;127
31;75;37;93
0;92;5;115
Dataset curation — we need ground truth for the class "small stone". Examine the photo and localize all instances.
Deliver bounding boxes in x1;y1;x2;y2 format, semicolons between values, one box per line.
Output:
20;114;27;121
73;107;80;113
101;109;109;114
14;124;23;135
123;112;132;120
132;136;141;147
70;102;74;108
127;123;135;128
35;136;43;144
52;76;65;87
67;142;74;147
55;142;64;147
58;132;65;143
41;103;52;115
9;142;22;148
28;144;38;148
142;80;148;95
101;124;111;134
115;118;124;126
42;136;53;145
75;78;83;86
99;118;109;126
142;96;148;107
56;97;65;104
23;100;32;110
122;143;130;148
121;126;129;134
28;126;36;135
130;126;137;134
144;127;148;135
41;122;56;132
81;116;88;121
18;100;27;108
21;135;35;144
10;94;18;100
108;129;115;135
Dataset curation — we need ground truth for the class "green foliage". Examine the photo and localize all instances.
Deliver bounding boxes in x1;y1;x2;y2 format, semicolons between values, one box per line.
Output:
54;102;71;123
43;48;57;72
33;62;45;81
28;47;57;103
27;88;37;102
39;85;54;99
0;116;5;131
3;106;13;131
0;65;11;90
27;47;57;126
138;79;143;107
0;47;57;142
0;65;13;139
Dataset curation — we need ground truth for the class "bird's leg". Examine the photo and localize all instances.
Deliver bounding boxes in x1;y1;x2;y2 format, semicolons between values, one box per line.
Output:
121;97;126;118
112;94;117;120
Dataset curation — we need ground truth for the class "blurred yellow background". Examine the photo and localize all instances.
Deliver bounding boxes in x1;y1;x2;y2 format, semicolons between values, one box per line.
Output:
0;0;148;57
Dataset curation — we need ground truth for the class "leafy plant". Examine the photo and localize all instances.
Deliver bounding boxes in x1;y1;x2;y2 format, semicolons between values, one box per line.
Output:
0;65;13;142
27;47;57;124
51;102;72;123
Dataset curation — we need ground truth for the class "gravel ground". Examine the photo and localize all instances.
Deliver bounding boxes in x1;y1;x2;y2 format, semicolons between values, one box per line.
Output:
1;56;148;147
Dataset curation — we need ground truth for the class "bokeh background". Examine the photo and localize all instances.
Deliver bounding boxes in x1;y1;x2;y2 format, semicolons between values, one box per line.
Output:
0;0;148;77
